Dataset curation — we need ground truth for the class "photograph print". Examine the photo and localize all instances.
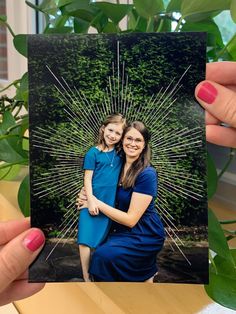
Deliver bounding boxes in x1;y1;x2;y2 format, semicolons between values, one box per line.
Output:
28;32;208;283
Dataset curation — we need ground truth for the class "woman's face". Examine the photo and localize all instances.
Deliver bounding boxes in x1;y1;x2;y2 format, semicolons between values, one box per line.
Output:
123;127;145;159
103;123;123;147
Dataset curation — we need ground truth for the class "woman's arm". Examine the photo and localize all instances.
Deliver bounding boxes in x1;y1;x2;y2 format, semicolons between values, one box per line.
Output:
96;192;152;228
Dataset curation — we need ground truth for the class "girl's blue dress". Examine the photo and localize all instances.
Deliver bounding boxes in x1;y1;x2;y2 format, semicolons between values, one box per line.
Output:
77;147;122;248
89;166;166;282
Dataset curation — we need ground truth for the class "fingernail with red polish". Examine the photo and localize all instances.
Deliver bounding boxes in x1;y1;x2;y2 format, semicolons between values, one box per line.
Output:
23;229;45;252
197;82;218;104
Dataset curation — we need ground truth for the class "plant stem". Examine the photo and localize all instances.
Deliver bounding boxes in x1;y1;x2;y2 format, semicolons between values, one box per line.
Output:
223;229;236;235
146;17;153;32
133;16;140;31
214;33;236;61
13;103;23;119
0;79;20;93
0;160;28;170
209;251;218;274
220;219;236;224
4;21;15;37
174;17;183;32
0;166;13;180
218;148;235;180
156;19;164;33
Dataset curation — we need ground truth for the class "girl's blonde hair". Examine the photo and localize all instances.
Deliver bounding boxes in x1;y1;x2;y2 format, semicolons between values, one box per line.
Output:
97;113;127;150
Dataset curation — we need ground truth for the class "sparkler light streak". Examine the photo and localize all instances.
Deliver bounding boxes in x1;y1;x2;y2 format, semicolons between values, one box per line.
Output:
30;40;207;267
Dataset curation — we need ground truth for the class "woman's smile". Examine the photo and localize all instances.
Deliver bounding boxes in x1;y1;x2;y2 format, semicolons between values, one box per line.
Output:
123;128;145;159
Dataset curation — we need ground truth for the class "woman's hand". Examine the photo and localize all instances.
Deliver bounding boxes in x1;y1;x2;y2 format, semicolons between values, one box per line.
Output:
195;61;236;148
0;218;45;306
76;187;87;209
88;198;99;216
76;190;99;215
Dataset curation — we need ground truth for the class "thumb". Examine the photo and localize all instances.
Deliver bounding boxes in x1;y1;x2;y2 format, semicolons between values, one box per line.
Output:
195;81;236;128
0;228;45;293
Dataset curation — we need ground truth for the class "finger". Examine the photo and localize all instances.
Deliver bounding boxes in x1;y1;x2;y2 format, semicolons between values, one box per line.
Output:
16;270;28;281
0;219;30;246
195;81;236;128
0;280;45;306
0;228;45;293
206;62;236;86
205;111;220;125
206;125;236;148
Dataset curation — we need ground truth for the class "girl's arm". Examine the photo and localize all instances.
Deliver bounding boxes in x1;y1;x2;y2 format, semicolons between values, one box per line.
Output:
84;170;93;200
96;192;152;228
84;170;99;214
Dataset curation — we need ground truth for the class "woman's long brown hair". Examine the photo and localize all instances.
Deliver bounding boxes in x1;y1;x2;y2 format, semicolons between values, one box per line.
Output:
121;121;151;189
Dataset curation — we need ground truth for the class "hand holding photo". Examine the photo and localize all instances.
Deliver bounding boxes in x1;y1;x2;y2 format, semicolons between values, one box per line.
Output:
29;32;208;283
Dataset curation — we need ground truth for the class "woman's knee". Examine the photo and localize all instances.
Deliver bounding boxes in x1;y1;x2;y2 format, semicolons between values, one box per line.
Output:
93;245;121;264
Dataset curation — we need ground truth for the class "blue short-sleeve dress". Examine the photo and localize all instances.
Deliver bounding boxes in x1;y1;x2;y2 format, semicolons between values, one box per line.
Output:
89;166;166;282
77;147;122;248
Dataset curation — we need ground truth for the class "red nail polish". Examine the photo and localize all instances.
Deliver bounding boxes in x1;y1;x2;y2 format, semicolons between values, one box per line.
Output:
197;82;218;104
23;229;45;252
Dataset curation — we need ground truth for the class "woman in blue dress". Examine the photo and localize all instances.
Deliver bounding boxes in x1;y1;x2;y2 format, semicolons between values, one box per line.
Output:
77;113;127;281
78;121;165;282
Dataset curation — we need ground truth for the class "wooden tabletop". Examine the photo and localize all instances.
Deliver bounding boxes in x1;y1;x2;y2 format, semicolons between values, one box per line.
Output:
0;181;235;314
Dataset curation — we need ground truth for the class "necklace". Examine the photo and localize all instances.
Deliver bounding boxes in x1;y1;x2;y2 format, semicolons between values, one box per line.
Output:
105;149;116;167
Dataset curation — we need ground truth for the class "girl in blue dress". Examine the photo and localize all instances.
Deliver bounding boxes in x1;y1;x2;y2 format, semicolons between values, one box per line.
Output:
78;113;127;281
78;121;165;282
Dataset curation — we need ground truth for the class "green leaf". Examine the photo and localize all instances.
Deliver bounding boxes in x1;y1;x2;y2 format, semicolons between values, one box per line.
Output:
134;0;164;19
26;0;58;15
0;163;21;181
166;0;182;13
181;19;224;48
208;208;233;262
156;18;172;32
128;9;147;32
205;250;236;310
1;110;15;133
207;152;218;199
15;72;29;102
61;0;98;22
92;2;133;25
0;112;28;164
13;34;27;58
181;0;231;22
102;21;117;33
39;0;58;15
227;34;236;61
58;0;73;7
22;138;29;152
90;12;108;33
18;175;30;217
25;1;45;13
0;137;26;163
0;14;7;22
74;17;90;33
231;0;236;23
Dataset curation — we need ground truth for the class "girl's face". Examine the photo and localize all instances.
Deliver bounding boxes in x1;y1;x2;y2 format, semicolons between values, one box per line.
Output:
123;127;145;159
103;123;123;147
